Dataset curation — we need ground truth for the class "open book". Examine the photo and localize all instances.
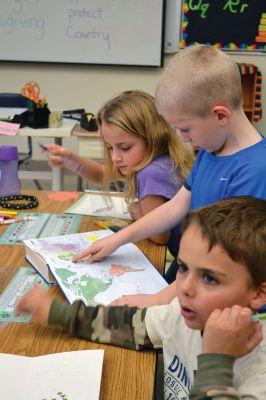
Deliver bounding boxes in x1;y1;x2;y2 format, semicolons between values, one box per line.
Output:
65;192;132;220
0;349;104;400
24;230;168;304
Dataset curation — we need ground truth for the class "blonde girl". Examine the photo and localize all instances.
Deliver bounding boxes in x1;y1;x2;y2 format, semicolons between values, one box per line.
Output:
45;90;193;251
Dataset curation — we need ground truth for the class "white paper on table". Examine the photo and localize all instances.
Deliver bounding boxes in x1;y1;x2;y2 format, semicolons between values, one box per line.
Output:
0;349;104;400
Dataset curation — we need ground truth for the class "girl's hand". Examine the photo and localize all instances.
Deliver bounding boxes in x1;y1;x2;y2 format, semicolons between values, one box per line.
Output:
42;144;71;168
202;305;263;359
72;235;120;263
17;285;53;325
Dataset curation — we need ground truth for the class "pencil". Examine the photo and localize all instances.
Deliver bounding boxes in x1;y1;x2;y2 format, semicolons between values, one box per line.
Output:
0;215;13;220
0;210;18;215
94;206;112;213
38;143;56;155
251;312;266;321
0;216;38;225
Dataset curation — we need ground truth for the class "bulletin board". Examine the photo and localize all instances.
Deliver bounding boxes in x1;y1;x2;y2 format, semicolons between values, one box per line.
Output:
0;0;165;67
180;0;266;52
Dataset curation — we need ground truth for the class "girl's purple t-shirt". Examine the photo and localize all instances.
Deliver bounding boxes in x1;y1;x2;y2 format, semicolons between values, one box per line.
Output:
136;155;182;257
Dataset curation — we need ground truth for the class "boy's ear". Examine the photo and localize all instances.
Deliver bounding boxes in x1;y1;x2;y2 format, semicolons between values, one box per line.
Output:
212;106;231;125
250;283;266;310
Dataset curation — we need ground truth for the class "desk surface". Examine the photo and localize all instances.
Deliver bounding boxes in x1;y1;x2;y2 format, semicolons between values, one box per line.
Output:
18;118;77;138
0;190;166;400
72;124;100;138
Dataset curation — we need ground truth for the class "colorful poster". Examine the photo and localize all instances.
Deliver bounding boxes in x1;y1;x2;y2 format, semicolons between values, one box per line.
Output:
180;0;266;51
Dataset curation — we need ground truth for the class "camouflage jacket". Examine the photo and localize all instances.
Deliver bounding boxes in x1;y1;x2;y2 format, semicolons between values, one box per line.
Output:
189;354;257;400
49;299;153;350
49;300;259;400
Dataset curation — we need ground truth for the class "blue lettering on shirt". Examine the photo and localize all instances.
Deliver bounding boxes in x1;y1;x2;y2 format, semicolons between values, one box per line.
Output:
164;355;191;399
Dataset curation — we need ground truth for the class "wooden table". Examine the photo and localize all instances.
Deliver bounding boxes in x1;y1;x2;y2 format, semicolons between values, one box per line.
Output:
0;190;166;400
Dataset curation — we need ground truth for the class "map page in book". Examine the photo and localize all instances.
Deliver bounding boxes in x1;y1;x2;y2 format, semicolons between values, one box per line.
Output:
23;230;167;306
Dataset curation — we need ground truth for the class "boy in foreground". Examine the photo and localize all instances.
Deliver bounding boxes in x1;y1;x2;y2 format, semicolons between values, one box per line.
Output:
18;196;266;400
72;44;266;305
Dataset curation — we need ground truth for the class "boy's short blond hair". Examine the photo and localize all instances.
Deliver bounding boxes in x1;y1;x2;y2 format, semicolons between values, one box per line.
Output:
156;44;243;117
182;196;266;287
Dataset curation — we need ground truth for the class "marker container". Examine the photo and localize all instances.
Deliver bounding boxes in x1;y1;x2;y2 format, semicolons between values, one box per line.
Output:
0;146;21;196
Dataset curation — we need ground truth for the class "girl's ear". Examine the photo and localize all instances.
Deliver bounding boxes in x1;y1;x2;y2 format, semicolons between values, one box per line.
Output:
250;282;266;310
212;106;231;125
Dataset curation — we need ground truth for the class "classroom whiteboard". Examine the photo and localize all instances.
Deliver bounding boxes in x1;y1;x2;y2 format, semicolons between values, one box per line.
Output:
0;0;165;66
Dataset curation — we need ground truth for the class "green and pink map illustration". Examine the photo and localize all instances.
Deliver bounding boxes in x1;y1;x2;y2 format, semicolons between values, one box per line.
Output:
24;230;167;305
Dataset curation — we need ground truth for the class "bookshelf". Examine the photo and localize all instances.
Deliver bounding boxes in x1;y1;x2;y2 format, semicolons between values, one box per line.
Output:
238;64;262;124
241;73;257;123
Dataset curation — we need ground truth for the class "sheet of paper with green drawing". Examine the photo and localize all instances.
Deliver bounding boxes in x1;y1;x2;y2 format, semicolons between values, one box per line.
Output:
0;349;104;400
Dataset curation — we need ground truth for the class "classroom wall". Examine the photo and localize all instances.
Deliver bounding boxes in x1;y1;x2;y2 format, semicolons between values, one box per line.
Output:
0;52;265;159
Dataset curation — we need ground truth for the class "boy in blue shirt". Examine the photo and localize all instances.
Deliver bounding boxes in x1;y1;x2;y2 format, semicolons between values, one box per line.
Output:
72;44;266;305
18;196;266;399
